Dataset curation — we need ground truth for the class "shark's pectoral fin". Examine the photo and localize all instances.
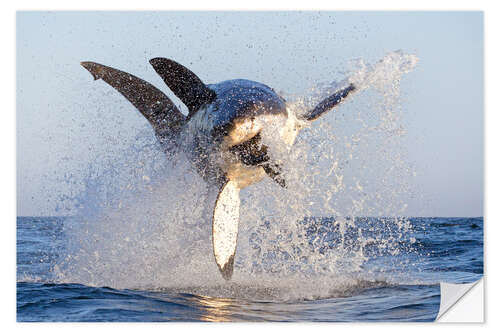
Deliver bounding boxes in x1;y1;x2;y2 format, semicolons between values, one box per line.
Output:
212;180;240;280
301;83;356;121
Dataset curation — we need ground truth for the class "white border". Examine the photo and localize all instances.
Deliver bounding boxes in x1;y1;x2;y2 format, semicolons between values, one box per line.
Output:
4;0;497;331
4;0;496;10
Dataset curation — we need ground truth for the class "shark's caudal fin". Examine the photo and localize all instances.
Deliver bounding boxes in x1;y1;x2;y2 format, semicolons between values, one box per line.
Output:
301;83;356;121
149;58;216;119
81;62;186;140
212;180;240;280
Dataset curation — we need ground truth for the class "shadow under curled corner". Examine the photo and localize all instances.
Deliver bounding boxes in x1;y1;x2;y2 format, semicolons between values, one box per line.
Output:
435;278;484;322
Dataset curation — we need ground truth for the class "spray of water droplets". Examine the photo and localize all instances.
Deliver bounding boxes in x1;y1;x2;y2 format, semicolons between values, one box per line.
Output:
52;51;419;301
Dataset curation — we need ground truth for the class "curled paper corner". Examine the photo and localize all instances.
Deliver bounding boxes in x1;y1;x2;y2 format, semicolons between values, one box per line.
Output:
436;278;484;322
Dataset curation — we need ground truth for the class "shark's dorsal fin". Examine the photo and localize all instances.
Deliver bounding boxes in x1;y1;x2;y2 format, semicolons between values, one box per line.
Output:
149;58;216;118
212;180;240;280
81;61;186;139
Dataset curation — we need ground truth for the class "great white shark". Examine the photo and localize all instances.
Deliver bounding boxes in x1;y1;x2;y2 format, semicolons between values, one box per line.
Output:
81;58;356;280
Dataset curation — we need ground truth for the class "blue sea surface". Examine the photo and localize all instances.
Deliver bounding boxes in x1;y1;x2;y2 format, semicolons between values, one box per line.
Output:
17;216;483;322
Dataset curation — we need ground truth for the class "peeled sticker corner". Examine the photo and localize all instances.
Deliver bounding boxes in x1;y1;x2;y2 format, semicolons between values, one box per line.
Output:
436;278;484;322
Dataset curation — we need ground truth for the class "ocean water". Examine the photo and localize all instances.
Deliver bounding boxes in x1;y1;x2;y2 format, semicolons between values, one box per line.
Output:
17;216;483;322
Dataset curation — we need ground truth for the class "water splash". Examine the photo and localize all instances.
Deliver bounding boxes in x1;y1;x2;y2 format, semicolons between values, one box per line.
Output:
53;51;419;300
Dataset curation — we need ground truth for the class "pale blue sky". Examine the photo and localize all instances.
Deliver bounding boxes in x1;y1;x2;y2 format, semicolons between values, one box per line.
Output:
17;11;483;216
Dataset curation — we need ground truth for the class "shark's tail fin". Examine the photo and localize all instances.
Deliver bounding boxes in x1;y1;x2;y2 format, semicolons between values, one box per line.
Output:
81;62;186;143
149;58;216;120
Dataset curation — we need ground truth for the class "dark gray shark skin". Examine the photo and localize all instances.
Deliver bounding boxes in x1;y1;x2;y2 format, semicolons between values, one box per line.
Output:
81;58;356;280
